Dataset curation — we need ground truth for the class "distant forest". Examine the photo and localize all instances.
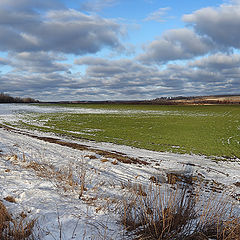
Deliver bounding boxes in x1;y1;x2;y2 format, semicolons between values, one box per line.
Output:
0;93;39;103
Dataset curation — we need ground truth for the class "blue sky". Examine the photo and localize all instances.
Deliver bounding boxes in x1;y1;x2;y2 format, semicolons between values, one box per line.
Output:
0;0;239;101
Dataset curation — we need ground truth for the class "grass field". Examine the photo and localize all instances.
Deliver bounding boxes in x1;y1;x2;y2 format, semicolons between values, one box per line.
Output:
10;104;240;160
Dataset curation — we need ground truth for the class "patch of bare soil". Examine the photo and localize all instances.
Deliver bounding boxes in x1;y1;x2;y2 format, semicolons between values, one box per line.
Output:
0;124;149;165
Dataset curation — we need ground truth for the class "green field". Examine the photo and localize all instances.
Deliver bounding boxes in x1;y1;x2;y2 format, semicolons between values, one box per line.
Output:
12;104;240;160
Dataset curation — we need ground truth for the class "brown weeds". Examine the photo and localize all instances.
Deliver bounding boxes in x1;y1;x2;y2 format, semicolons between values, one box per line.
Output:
120;182;240;240
0;201;11;236
0;201;35;239
4;196;16;203
5;154;85;197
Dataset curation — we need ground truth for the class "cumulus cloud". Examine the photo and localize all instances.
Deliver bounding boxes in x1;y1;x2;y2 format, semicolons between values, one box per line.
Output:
189;53;240;70
186;53;240;93
1;0;240;100
0;0;128;100
144;7;171;22
2;52;240;100
81;0;118;12
75;57;180;99
8;52;70;74
74;54;240;99
0;71;88;100
0;57;10;65
0;4;124;54
0;0;64;12
76;57;160;87
138;28;213;63
183;2;240;49
138;1;240;65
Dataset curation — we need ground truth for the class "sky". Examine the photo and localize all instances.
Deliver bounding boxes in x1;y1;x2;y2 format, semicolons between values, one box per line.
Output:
0;0;240;101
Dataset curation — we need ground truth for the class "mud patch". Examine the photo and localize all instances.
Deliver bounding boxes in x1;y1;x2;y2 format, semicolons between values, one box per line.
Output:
0;124;149;165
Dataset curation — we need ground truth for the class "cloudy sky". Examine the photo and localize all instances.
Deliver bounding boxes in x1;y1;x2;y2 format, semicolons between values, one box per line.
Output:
0;0;240;101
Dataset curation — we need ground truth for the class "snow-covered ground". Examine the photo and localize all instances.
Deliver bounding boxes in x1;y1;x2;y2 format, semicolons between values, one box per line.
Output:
0;104;239;239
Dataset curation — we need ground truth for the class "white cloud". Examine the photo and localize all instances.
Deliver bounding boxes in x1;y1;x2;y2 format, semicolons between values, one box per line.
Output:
189;53;240;70
138;28;213;63
183;2;240;48
144;7;171;22
1;0;240;100
81;0;118;12
0;8;125;54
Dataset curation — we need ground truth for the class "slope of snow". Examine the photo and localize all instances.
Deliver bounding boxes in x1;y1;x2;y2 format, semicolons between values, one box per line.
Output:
0;104;239;239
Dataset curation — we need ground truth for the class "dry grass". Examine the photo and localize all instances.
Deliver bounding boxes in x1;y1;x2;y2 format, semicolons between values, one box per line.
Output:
85;154;98;159
4;196;16;203
100;159;109;163
24;160;81;194
111;160;118;165
0;201;35;240
0;201;11;236
120;182;240;240
2;146;239;239
78;158;87;199
5;154;88;198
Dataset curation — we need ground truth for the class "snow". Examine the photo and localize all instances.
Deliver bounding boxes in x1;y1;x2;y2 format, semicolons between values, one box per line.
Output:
0;104;239;239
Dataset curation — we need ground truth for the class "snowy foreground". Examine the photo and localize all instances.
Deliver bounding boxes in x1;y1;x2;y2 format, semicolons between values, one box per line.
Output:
0;104;240;239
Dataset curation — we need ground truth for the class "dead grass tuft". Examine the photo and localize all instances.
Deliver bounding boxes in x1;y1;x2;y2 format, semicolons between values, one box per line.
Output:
85;155;98;159
100;159;109;163
6;153;87;198
0;201;11;235
4;196;16;203
120;182;240;240
0;201;35;239
111;160;118;165
234;182;240;187
121;182;148;197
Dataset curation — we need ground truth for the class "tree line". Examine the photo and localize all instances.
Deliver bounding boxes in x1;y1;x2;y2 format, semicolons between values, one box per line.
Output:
0;93;39;103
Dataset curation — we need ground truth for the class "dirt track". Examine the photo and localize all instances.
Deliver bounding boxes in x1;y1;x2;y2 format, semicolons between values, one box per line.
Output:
0;124;149;165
